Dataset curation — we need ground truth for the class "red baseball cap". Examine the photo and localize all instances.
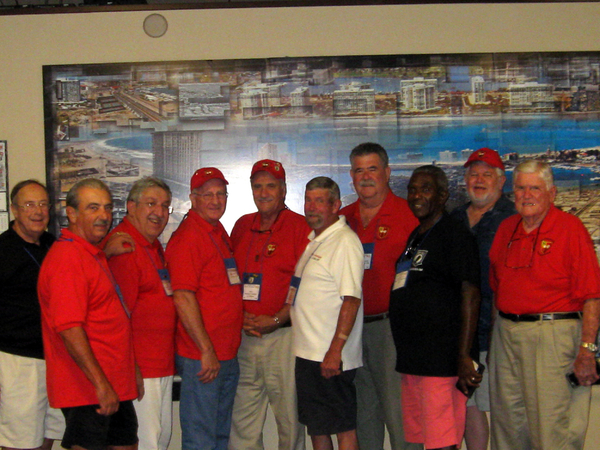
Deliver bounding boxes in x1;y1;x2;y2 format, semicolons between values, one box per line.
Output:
464;148;505;171
250;159;286;181
190;167;228;191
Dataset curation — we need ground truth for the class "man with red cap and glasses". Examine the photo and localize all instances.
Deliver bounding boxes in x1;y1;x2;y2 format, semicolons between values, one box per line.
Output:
228;159;309;450
166;168;243;450
450;148;515;450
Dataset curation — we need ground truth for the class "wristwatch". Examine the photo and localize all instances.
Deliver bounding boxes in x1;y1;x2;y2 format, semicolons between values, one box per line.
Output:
581;342;599;352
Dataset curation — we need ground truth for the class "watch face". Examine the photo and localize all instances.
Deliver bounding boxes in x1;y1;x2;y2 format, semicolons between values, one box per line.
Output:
583;343;598;352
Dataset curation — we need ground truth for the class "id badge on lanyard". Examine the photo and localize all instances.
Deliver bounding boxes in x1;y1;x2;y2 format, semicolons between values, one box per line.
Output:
242;273;262;301
286;275;301;306
362;242;374;270
393;260;411;291
224;258;242;285
158;268;173;296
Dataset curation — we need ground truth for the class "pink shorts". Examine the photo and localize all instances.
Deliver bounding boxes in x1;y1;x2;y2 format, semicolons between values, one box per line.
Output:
401;374;467;448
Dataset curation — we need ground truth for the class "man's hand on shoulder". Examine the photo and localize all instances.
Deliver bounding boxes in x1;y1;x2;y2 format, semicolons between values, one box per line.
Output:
104;232;135;258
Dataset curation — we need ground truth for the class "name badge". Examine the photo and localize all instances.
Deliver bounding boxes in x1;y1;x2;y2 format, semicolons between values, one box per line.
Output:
158;268;173;296
286;275;301;306
362;242;374;270
242;273;262;301
224;258;241;285
392;260;411;291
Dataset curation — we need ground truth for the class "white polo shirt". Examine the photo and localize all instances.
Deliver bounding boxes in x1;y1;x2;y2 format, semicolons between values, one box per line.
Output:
291;216;364;371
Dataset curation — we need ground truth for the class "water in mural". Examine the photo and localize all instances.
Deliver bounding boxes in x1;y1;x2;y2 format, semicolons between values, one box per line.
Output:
43;52;600;252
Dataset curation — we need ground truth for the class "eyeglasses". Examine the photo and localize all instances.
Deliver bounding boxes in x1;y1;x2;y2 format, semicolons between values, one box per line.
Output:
14;201;51;211
504;219;543;269
138;201;173;214
192;192;228;202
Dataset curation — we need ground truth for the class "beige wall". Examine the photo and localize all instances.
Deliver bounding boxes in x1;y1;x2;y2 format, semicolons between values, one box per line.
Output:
5;3;600;449
2;2;600;187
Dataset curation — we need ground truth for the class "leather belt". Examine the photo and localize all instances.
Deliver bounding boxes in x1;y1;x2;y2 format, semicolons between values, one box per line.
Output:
499;311;581;322
364;312;390;323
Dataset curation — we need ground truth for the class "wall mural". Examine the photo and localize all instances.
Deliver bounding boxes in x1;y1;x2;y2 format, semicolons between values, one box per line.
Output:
43;52;600;252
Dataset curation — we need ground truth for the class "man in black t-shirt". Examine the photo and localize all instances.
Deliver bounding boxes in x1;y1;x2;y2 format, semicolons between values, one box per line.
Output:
0;180;64;450
389;166;481;450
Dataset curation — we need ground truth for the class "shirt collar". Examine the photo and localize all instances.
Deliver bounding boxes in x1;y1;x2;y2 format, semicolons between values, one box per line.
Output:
187;209;224;235
117;216;163;250
59;228;103;257
251;206;289;233
309;215;347;242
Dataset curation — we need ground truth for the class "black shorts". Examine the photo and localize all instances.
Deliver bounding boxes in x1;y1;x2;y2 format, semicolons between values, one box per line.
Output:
295;357;357;436
61;400;138;450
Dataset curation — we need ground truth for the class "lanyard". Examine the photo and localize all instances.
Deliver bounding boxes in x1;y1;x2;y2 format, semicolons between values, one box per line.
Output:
93;254;131;318
243;228;273;275
142;244;166;272
242;209;287;273
57;234;130;317
23;247;42;268
208;231;233;260
400;216;441;263
294;240;322;278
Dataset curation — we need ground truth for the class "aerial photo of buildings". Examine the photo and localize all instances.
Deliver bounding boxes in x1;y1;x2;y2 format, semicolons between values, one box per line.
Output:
44;52;600;251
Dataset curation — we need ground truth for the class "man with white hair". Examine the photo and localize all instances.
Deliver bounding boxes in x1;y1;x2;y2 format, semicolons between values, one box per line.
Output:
451;148;515;450
489;160;600;450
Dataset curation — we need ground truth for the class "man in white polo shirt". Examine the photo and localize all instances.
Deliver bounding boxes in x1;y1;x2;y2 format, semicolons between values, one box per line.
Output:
290;176;364;450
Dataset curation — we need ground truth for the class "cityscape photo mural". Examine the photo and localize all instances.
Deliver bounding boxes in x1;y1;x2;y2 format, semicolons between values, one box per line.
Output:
43;52;600;254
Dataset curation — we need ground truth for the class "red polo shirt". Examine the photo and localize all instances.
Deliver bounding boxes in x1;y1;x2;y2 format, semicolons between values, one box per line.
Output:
231;208;310;316
490;205;600;314
341;191;418;315
38;229;137;408
166;210;243;361
104;217;176;379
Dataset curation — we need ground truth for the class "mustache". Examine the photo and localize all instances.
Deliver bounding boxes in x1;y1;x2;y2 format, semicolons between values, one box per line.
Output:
94;219;110;227
359;180;376;187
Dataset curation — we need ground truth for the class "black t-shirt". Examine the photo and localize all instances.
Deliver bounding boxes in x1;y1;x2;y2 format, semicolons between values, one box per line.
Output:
389;213;479;377
0;223;55;359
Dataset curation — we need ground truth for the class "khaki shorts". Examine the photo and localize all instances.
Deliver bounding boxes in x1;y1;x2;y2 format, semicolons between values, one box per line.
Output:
0;350;65;448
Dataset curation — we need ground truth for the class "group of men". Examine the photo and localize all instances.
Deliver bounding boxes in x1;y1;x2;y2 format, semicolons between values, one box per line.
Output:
0;142;599;450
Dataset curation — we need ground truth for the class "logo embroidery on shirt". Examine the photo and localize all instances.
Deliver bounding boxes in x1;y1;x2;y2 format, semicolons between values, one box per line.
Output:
377;226;390;239
539;239;554;255
266;244;277;256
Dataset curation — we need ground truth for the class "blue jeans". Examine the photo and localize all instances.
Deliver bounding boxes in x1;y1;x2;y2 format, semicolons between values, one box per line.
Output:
176;355;240;450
